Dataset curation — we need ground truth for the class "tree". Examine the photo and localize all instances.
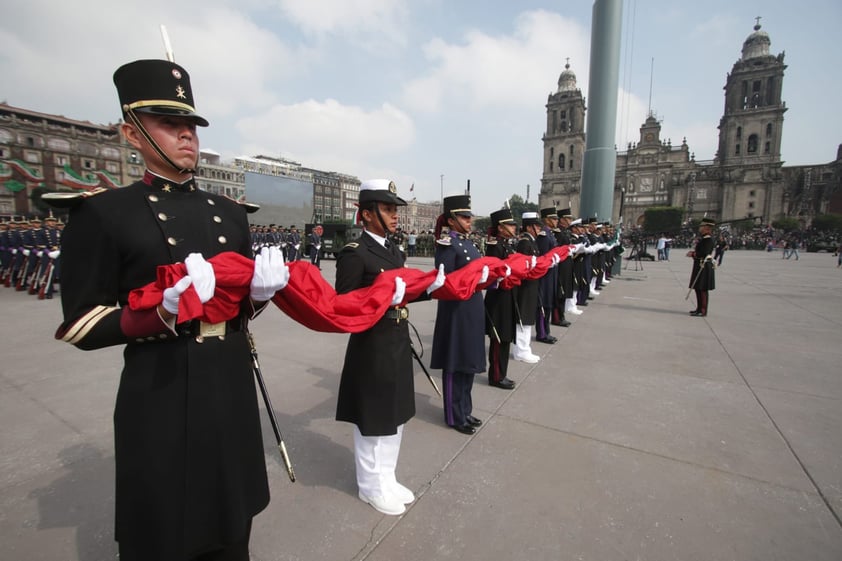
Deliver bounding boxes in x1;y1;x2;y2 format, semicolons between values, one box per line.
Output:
643;207;683;234
771;216;800;232
810;213;842;233
505;194;538;224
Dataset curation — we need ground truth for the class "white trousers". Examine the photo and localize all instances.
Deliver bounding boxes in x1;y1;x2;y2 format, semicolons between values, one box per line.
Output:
353;424;403;499
514;324;535;358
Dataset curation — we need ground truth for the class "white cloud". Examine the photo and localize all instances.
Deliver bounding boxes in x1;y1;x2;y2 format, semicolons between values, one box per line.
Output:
276;0;409;48
235;99;415;174
402;10;591;112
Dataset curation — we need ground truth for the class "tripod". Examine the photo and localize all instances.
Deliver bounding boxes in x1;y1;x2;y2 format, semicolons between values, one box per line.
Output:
624;240;645;271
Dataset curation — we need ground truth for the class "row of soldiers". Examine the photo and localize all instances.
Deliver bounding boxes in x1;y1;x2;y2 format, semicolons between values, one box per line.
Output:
482;206;621;389
0;214;62;299
249;223;323;266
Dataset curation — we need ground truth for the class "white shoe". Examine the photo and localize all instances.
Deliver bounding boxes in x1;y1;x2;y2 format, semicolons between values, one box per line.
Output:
513;353;540;364
602;279;610;284
568;307;583;315
392;481;415;504
359;491;406;515
590;289;600;296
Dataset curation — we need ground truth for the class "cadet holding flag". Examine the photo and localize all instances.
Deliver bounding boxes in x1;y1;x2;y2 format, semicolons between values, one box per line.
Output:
48;58;289;560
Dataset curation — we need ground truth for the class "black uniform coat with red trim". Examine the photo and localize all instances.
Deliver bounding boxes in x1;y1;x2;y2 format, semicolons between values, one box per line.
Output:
484;238;516;343
56;173;268;559
689;234;716;291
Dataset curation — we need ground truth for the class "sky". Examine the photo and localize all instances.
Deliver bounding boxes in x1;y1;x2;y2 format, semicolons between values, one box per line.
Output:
2;0;840;216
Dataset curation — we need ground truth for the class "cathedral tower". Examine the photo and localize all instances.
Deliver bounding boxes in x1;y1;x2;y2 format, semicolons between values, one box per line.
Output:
717;19;787;221
540;61;587;214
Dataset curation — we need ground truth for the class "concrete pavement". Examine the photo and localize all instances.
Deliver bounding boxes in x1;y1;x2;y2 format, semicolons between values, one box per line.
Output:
1;249;841;560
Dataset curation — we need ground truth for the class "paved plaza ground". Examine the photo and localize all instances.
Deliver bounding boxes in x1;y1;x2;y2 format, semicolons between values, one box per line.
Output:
1;249;841;560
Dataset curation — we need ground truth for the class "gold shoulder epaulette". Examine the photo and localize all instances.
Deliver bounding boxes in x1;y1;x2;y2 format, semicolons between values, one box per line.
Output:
343;242;359;249
436;237;452;246
42;188;108;209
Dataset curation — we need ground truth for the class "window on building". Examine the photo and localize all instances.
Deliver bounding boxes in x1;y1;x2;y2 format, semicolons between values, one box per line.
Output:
129;152;139;164
54;154;68;166
749;190;756;197
766;123;773;137
0;147;6;158
549;161;553;172
736;126;742;139
83;159;94;169
747;134;758;153
748;201;755;209
557;154;565;170
560;110;566;119
766;77;776;105
560;120;567;132
764;141;771;154
735;144;741;155
24;150;40;163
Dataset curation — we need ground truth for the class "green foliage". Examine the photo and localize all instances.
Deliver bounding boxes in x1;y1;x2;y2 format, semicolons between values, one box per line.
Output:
643;207;683;234
810;214;842;233
506;194;539;224
771;216;801;232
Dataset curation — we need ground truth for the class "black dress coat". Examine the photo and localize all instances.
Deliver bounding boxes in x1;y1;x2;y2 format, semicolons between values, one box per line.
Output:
689;234;716;291
484;239;516;343
56;173;269;559
335;231;415;436
553;228;574;299
430;233;486;374
535;227;558;313
515;232;540;326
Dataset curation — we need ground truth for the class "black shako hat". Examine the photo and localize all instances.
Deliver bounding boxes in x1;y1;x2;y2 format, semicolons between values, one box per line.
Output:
114;59;209;127
490;208;515;226
540;206;558;219
557;207;572;218
443;194;473;217
358;179;407;206
701;217;716;226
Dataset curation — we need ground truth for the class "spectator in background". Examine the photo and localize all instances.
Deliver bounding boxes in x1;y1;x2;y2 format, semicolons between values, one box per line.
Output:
407;230;417;257
656;233;672;261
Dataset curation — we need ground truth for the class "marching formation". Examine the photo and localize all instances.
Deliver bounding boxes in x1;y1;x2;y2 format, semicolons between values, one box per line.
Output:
0;214;62;300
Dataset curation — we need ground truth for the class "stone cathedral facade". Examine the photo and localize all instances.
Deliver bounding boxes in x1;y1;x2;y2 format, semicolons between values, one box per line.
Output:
539;22;841;229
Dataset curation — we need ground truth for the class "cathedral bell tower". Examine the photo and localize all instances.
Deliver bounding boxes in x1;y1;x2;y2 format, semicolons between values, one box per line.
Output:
718;19;786;165
540;60;587;214
717;19;787;222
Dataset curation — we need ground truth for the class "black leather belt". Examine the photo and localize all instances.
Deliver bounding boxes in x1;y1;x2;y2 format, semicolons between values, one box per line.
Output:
176;316;245;339
384;307;409;321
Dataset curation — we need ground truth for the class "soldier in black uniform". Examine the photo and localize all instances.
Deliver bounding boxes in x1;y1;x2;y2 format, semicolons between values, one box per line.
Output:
514;212;542;362
688;217;716;317
484;208;518;390
335;179;444;516
49;59;289;561
431;194;488;434
555;208;581;318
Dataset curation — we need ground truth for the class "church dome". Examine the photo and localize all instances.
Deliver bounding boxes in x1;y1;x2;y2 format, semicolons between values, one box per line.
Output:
557;61;577;92
741;21;771;61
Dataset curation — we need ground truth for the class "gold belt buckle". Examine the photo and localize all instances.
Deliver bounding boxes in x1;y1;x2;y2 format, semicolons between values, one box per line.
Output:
199;321;226;338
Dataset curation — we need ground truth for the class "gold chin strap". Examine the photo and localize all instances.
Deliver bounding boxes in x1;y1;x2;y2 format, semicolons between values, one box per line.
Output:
124;107;196;174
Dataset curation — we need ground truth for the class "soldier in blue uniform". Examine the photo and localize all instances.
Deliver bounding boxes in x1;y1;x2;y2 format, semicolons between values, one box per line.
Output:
335;179;444;516
431;194;488;434
484;208;518;390
286;225;301;261
535;207;560;344
5;217;24;287
48;59;288;561
308;224;322;268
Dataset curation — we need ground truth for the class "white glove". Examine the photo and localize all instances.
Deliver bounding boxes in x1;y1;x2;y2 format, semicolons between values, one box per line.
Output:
48;250;60;259
10;248;17;255
250;246;289;302
504;265;511;277
427;264;446;294
294;243;300;251
22;248;30;257
479;265;489;284
184;253;215;303
162;276;193;315
531;255;537;269
551;253;560;266
390;276;406;305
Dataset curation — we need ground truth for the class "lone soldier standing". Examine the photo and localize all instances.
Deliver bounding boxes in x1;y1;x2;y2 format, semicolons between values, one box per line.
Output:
688;217;716;317
50;58;287;560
